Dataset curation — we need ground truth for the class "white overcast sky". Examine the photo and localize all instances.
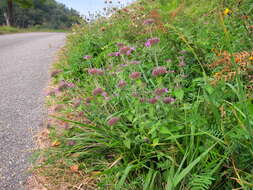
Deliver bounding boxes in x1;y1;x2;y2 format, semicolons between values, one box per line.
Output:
56;0;136;16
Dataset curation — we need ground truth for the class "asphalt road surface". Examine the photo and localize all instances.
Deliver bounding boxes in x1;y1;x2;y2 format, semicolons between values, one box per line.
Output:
0;32;66;190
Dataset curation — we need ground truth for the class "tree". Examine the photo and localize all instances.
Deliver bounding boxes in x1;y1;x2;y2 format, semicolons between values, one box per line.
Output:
5;0;33;26
0;0;81;29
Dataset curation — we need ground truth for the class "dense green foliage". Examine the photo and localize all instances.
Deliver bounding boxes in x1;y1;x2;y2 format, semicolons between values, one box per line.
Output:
41;0;253;189
0;0;80;29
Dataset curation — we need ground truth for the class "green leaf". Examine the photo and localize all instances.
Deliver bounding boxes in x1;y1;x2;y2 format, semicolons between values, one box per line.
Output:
174;88;184;100
173;143;218;187
116;165;134;189
152;138;159;146
123;139;131;149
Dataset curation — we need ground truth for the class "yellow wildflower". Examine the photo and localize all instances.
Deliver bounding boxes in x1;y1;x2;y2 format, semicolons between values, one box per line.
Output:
224;8;231;16
249;56;253;61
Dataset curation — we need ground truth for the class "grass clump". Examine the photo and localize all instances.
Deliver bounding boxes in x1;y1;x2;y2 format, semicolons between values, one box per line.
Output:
37;0;253;189
0;25;67;34
0;26;20;34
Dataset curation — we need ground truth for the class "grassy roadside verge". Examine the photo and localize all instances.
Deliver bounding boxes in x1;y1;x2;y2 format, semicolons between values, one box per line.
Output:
0;26;67;35
34;0;253;189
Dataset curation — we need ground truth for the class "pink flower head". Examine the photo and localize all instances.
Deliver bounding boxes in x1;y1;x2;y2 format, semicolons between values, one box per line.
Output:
118;80;127;88
166;59;172;63
140;98;146;103
129;60;140;65
180;50;187;54
154;88;168;95
148;97;158;104
46;89;56;96
85;97;92;104
152;66;167;77
145;37;160;47
163;97;175;104
119;46;135;55
66;82;75;88
88;68;104;75
92;88;104;96
57;81;75;91
178;61;186;67
108;117;121;126
120;64;128;67
116;42;125;47
51;70;62;77
143;18;155;25
108;52;121;57
67;140;76;146
72;98;82;108
83;55;92;60
132;92;139;97
102;92;108;97
129;72;141;79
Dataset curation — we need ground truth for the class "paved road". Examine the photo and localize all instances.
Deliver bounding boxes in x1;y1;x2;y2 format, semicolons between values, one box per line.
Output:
0;32;65;190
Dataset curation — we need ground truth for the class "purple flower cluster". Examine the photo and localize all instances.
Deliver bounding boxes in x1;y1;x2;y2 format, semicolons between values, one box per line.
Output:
129;60;140;65
108;117;121;126
145;38;160;47
51;70;62;78
57;81;75;91
154;88;168;95
83;55;92;60
148;97;158;104
88;68;104;75
152;66;167;77
72;98;82;108
143;18;155;25
108;52;121;57
116;42;125;47
163;97;175;104
129;72;141;79
119;46;135;55
118;80;127;88
92;88;104;96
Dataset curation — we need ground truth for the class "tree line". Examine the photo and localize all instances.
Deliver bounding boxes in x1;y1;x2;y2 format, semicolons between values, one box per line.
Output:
0;0;81;29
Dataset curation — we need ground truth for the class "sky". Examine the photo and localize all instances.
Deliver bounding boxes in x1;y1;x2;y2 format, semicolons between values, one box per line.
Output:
56;0;136;17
